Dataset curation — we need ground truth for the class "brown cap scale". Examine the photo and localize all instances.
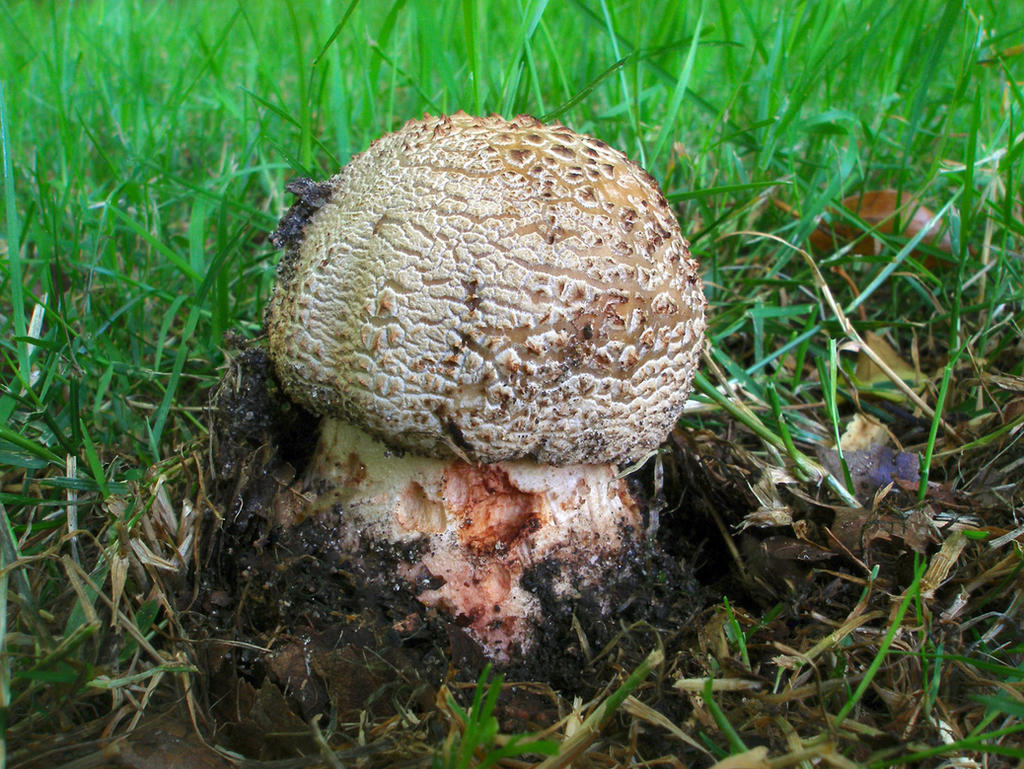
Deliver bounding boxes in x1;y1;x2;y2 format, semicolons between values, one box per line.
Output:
266;112;706;466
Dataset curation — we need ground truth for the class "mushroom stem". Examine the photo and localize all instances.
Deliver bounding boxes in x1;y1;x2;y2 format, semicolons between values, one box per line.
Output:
290;419;641;662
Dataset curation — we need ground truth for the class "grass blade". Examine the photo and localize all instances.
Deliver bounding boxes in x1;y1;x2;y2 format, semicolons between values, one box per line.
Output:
650;5;703;163
1;80;29;409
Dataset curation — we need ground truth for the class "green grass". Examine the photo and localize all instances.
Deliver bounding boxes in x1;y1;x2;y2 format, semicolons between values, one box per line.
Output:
2;0;1023;765
434;664;559;768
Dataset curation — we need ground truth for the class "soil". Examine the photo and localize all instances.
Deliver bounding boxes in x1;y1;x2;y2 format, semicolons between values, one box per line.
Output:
157;336;1024;766
189;343;739;755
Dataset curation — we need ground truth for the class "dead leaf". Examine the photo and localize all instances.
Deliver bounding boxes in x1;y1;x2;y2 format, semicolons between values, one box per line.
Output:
840;414;888;453
829;503;938;556
829;508;893;553
110;553;129;626
853;331;923;400
819;444;920;504
741;507;794;528
709;746;770;769
235;679;313;758
809;189;953;265
902;508;940;553
761;535;834;563
739;470;795;529
920;530;968;598
312;645;390;719
101;715;233;769
987;373;1024;393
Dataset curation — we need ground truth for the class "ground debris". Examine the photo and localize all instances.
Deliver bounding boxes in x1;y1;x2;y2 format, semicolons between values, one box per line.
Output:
665;420;1024;764
184;342;712;763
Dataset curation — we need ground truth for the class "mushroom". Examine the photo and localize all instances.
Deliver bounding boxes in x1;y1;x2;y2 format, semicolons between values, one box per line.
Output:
265;112;706;662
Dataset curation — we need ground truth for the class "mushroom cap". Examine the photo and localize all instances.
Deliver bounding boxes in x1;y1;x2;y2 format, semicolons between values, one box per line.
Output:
266;112;706;466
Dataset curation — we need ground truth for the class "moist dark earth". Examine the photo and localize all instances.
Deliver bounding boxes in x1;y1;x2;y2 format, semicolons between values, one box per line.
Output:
191;343;739;755
179;337;1014;766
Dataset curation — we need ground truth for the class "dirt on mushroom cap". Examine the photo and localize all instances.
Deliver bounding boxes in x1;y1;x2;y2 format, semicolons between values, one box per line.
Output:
266;112;706;466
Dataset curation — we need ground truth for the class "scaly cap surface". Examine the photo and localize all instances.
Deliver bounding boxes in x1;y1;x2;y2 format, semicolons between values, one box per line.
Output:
266;112;706;465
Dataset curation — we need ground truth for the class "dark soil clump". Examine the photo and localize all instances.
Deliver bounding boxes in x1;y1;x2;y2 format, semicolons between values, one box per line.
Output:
188;342;728;757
